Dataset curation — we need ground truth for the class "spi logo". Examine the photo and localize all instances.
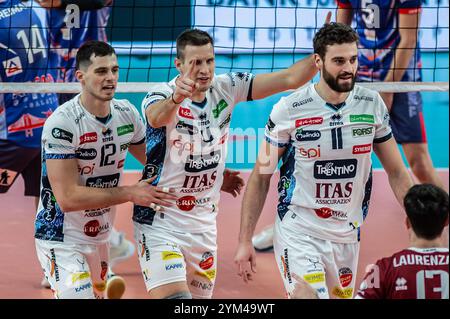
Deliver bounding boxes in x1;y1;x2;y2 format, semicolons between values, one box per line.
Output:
298;145;321;158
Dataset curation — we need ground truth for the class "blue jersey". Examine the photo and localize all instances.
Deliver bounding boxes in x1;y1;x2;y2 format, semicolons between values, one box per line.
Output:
0;0;59;148
337;0;422;82
48;5;111;83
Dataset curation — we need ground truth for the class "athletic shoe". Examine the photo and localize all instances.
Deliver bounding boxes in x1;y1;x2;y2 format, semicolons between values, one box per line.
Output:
252;225;274;252
106;273;126;299
109;232;135;267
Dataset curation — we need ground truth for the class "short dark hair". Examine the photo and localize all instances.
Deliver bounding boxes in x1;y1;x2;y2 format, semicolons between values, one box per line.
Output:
176;29;214;60
313;22;359;60
76;40;116;70
404;184;449;240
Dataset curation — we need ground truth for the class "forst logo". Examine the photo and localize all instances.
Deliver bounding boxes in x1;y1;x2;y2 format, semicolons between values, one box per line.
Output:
352;127;373;137
314;159;358;179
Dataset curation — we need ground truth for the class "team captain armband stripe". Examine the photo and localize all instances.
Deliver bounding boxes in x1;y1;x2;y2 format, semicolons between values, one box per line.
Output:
45;153;76;159
399;8;421;14
374;132;392;144
265;136;289;148
336;1;352;9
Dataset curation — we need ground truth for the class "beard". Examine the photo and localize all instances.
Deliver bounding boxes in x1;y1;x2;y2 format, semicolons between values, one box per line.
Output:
322;65;356;93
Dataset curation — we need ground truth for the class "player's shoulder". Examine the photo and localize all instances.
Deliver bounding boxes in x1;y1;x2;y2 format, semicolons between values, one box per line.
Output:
217;72;253;87
46;98;81;126
281;83;315;107
111;98;137;113
352;84;381;102
143;82;173;101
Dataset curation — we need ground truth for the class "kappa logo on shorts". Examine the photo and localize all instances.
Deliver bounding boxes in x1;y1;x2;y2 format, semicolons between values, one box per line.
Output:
165;263;184;271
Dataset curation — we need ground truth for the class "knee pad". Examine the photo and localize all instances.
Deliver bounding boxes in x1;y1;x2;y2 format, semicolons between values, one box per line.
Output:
164;291;192;299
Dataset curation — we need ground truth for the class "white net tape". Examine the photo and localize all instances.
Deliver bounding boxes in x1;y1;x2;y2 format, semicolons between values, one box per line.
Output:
0;81;448;94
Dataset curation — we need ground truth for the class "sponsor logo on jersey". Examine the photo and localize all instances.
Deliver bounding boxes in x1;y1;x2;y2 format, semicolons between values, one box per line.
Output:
162;251;183;261
139;234;150;262
181;171;217;193
3;56;22;77
83;220;110;237
79;132;97;145
113;104;131;112
330;113;343;126
339;267;353;287
176;196;210;211
144;164;159;179
78;163;95;175
178;106;194;119
314;207;348;220
52;127;73;143
199;252;214;270
315;182;353;205
173;139;195;153
299;145;321;158
75;148;97;160
84;207;110;217
266;117;276;131
86;173;120;188
352;126;373;137
212;100;228;118
295;129;321;141
395;277;408;291
102;128;113;142
219;114;232;129
295;117;323;127
117;124;134;136
176;120;199;135
165;263;184;271
350;114;375;123
185;151;221;172
354;95;374;102
41;188;57;221
292;97;313;108
197;112;210;126
313;159;358;179
352;144;372;154
120;142;130;153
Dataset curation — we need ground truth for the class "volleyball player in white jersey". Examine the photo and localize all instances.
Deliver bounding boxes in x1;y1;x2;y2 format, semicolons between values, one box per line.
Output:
34;41;176;299
133;25;331;299
234;23;414;299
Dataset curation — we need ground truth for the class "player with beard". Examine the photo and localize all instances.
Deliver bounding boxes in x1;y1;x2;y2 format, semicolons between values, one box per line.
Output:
234;23;414;299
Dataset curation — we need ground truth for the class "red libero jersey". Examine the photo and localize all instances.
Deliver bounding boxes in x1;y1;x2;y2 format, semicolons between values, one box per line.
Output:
357;247;449;299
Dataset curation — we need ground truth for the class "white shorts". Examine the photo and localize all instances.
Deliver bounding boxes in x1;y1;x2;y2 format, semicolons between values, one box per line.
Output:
35;239;110;299
133;222;217;299
273;217;360;299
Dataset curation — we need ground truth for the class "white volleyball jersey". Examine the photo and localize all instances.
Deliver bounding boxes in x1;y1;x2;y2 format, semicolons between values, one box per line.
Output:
133;72;254;232
34;95;146;244
266;84;392;243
